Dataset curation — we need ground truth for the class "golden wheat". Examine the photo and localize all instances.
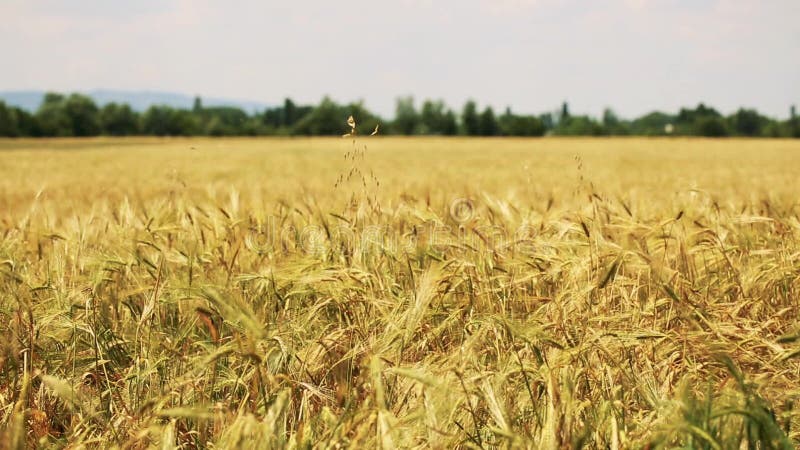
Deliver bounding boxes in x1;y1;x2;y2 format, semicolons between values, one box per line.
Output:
1;136;799;448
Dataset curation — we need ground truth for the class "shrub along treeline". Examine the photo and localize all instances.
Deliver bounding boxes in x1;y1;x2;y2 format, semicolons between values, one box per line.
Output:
0;92;798;138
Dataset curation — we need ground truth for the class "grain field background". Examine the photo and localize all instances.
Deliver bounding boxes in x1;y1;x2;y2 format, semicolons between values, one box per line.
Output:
1;137;799;448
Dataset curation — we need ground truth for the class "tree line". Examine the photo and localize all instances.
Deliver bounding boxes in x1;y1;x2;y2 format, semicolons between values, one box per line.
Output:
0;92;798;138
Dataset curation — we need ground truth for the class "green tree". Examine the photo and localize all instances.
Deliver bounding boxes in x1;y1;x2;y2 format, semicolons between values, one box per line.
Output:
283;98;298;127
262;99;312;134
35;93;101;136
560;101;570;123
556;115;604;136
141;106;200;136
676;103;728;136
420;99;458;135
292;97;347;136
262;107;281;128
100;103;139;136
728;108;766;137
786;105;800;138
441;109;458;135
8;90;797;139
478;106;499;136
0;101;20;137
695;116;729;137
200;106;249;136
499;107;545;136
393;96;419;135
64;94;101;136
630;111;675;136
539;113;555;133
461;100;479;136
786;117;800;138
36;92;71;136
13;107;38;136
602;108;629;135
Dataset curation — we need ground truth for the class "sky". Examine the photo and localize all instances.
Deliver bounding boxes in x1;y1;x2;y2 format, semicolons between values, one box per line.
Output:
1;0;798;119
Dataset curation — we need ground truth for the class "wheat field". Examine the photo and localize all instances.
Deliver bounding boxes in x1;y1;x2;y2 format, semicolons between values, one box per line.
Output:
1;136;799;449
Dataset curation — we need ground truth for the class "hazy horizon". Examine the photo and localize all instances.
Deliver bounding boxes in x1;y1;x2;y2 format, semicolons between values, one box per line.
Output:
1;0;798;119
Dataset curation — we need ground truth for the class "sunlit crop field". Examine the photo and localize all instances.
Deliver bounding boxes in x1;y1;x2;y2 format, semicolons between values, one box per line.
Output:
1;137;800;448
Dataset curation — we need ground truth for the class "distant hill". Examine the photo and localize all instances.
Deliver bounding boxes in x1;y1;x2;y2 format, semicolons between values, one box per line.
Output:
0;90;272;113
